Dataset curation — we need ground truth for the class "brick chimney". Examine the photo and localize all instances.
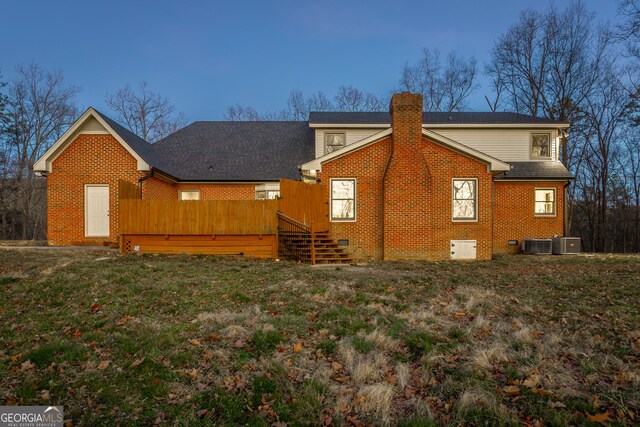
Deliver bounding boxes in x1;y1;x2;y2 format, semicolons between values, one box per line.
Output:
383;93;430;259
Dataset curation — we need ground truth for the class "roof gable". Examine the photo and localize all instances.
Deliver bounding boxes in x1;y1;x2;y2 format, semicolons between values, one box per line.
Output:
33;108;153;173
301;128;510;172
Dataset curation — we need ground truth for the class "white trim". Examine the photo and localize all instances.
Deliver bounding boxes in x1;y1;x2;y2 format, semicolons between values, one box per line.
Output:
78;130;110;135
84;184;110;237
423;130;511;172
310;123;569;129
530;131;553;160
534;187;557;217
33;107;151;173
452;178;478;222
310;123;390;129
178;189;201;200
330;178;357;222
302;128;393;171
425;123;570;129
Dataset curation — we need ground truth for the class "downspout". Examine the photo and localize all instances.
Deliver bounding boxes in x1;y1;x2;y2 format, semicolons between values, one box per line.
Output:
491;173;495;259
563;180;571;237
137;170;154;199
381;135;394;260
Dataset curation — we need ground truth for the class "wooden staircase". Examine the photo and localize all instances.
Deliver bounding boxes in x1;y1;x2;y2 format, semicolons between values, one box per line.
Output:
277;212;353;265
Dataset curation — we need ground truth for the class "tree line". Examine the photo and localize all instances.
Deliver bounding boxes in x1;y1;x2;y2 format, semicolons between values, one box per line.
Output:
1;0;639;253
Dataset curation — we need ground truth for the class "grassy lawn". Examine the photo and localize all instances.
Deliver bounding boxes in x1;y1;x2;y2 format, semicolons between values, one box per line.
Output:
0;250;638;426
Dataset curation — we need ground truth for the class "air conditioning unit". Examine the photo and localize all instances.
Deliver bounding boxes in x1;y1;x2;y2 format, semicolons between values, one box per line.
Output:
522;238;552;255
552;237;581;255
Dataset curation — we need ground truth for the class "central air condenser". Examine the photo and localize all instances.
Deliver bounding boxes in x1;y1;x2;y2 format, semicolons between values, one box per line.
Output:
522;238;553;255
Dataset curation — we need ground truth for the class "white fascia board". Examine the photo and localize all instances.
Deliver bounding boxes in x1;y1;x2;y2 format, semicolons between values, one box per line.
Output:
301;128;393;171
310;122;569;129
424;123;570;129
33;107;150;173
309;123;390;129
423;129;511;172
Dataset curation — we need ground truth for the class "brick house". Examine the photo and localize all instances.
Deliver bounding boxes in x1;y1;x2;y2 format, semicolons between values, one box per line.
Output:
34;92;572;260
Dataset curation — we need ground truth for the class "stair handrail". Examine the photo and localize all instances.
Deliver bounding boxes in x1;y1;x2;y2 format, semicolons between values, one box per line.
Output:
276;211;311;263
276;211;310;232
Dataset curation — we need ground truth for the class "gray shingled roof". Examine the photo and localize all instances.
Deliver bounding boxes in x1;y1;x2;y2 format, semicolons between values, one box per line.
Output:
494;162;574;180
151;122;314;181
94;109;162;167
92;110;571;182
309;111;568;126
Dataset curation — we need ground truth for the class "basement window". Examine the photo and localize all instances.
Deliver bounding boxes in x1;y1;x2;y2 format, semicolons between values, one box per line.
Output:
179;190;200;200
325;132;346;154
331;178;356;221
452;179;477;221
531;133;552;159
534;188;556;216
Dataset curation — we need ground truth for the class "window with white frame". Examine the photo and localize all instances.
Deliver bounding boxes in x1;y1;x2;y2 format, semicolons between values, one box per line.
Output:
531;133;552;159
325;132;346;154
256;190;280;200
452;179;477;221
255;183;280;200
179;190;200;200
534;188;556;216
331;179;356;221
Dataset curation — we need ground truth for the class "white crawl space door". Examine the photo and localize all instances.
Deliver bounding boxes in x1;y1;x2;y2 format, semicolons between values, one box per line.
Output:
450;240;477;260
85;185;110;237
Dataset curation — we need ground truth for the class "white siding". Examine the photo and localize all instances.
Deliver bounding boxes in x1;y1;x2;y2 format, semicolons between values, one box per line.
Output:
430;129;558;162
315;129;383;158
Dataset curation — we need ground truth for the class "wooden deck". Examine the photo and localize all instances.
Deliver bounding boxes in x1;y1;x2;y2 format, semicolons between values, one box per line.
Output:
121;234;277;258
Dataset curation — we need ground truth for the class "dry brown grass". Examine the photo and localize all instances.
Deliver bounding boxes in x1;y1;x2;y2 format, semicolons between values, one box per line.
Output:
0;250;637;425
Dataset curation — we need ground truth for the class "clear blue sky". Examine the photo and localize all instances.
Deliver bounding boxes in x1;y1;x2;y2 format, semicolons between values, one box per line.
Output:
1;0;621;121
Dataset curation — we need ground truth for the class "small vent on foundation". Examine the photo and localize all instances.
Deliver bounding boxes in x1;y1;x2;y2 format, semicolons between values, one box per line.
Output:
125;240;132;253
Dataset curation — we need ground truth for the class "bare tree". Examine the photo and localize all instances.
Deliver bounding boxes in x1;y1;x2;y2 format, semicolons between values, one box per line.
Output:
2;63;79;240
400;48;477;112
486;1;605;163
334;86;387;111
617;1;640;66
224;103;262;121
105;82;186;142
226;89;337;122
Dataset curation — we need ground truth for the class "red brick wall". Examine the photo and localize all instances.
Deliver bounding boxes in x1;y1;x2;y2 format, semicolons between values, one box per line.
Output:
318;137;494;261
318;93;494;261
47;134;144;245
142;177;177;199
494;181;565;254
317;138;391;260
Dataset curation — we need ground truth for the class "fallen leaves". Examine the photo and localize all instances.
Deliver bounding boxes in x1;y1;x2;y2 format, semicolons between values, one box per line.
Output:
129;357;145;368
503;385;520;396
293;342;303;353
97;360;110;370
586;411;611;425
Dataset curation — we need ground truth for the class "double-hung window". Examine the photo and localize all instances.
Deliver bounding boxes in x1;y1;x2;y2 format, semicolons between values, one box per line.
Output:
325;132;346;154
534;188;556;216
531;133;552;159
330;178;356;221
452;179;477;221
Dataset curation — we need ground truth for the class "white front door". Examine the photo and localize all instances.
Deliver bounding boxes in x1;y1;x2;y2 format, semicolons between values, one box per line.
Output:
86;185;110;237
